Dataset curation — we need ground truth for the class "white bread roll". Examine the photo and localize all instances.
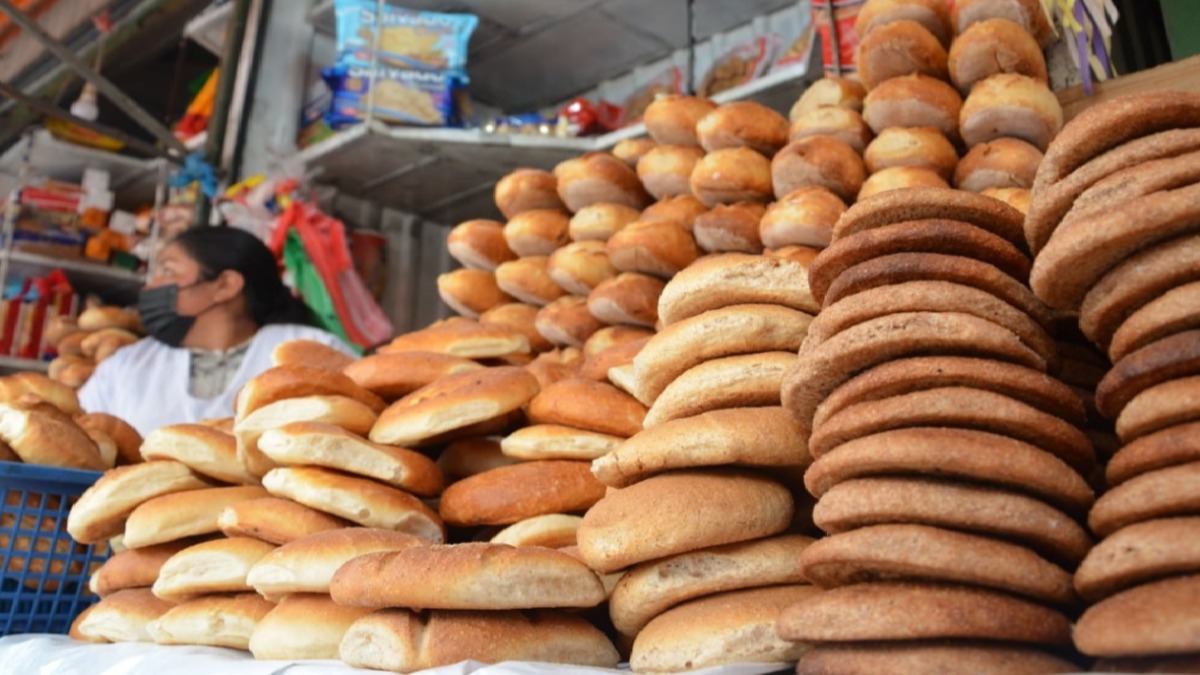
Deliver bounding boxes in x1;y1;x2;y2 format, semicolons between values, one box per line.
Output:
75;413;141;467
339;609;619;672
77;306;141;333
692;203;766;254
0;404;101;470
554;152;649;213
587;272;665;328
152;537;276;603
501;424;623;461
437;268;512;319
148;593;274;650
856;0;953;45
689;147;774;207
67;461;211;544
524;347;584;390
960;73;1063;151
123;485;269;549
981;186;1032;214
494;168;564;219
696;101;790;156
856;19;949;91
527;378;647;438
643;95;718;147
640;194;709;232
535;295;606;348
547;240;617;295
447;219;516;271
141;425;256;487
495;256;568;307
249;594;373;660
636;145;705;199
378;317;530;358
503;208;571;257
247;528;429;600
270;339;354;374
330;542;606;609
233;364;385;422
439;460;606;527
258;421;444;497
788;107;874;154
218;496;349;545
582;324;653;358
954;137;1043;192
858;165;951;200
643;351;794;428
863;73;963;141
789;77;867;122
863;126;959;180
949;18;1047;93
954;0;1054;47
91;540;195;597
75;588;174;643
611;137;657;167
771;136;866;202
576;469;794;573
491;514;582;548
606;219;700;279
566;202;641;242
657;253;820;326
760;187;847;249
344;350;485;401
234;394;380;479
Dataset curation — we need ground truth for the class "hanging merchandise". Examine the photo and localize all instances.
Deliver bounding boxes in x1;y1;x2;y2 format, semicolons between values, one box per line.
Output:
269;202;392;351
1045;0;1119;94
174;68;219;142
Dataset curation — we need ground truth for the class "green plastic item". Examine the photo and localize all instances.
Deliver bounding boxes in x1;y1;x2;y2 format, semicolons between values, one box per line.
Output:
281;229;361;354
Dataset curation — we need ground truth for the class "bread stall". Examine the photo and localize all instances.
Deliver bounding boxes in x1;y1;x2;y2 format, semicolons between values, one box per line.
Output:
3;0;1200;673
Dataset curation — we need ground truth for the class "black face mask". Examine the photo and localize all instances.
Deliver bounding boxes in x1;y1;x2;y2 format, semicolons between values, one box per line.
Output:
137;282;210;347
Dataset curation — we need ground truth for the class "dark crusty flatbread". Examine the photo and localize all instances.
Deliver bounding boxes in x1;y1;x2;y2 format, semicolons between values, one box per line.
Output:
1116;375;1200;443
796;641;1081;675
833;187;1026;251
1093;653;1200;673
1107;421;1200;487
1075;516;1200;602
1089;461;1200;537
1108;282;1200;364
1074;573;1200;657
1097;331;1200;421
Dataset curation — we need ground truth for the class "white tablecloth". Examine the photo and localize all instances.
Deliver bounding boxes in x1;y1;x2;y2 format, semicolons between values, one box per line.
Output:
0;635;793;675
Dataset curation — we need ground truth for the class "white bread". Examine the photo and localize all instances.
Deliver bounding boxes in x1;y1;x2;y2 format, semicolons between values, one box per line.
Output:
636;145;705;199
580;336;650;383
524;347;584;389
856;19;949;90
480;303;554;353
258;421;444;497
503;208;571;257
863;126;960;180
566;202;641;242
858;165;951;200
587;272;665;328
76;413;142;467
547;240;617;296
960;73;1063;151
67;461;211;544
77;306;141;333
641;194;709;232
658;253;820;326
856;0;953;45
339;608;619;672
955;136;1043;191
122;485;269;549
234;394;379;479
379;317;530;359
527;377;647;438
582;324;653;358
330;542;606;609
692;203;766;254
491;514;583;549
438;460;607;528
139;424;257;485
696;101;790;156
760;187;847;250
863;73;963;141
501;424;623;461
771;137;866;202
495;256;568;306
75;588;174;643
554;152;649;213
436;268;513;318
148;593;274;650
690;147;774;207
0;404;101;470
494;168;565;219
788;106;874;154
949;18;1047;93
344;351;485;401
262;466;445;541
612;137;657;166
270;339;355;373
643;95;718;147
789;77;867;122
249;594;373;660
217;496;349;544
981;186;1032;214
535;295;606;348
152;537;276;603
643;351;794;428
605;219;700;279
91;539;196;597
233;364;385;421
247;527;429;601
447;219;516;271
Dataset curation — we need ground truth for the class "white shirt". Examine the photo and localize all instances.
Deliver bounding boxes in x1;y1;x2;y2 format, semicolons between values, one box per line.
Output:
78;324;355;437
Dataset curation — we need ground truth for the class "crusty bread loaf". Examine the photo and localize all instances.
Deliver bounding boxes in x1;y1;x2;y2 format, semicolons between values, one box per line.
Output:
78;306;141;333
491;514;583;548
641;194;709;232
123;485;269;549
587;272;665;328
789;77;867;122
858;166;951;201
218;496;349;544
339;608;620;672
331;542;606;609
864;126;959;180
148;593;274;650
379;317;530;358
249;594;373;660
554;152;650;213
954;0;1055;47
612;137;657;166
369;366;539;447
448;219;517;271
527;377;646;437
856;19;949;90
863;73;964;141
955;137;1043;192
0;404;103;470
547;240;617;296
771;136;866;202
234;365;385;422
501;424;624;461
760;187;847;249
856;0;953;45
657;253;819;326
535;295;606;349
788;106;874;154
438;460;607;527
696;101;790;156
643;351;794;428
152;536;276;603
344;351;484;400
567;202;642;242
270;339;355;373
0;372;82;416
949;18;1047;93
503;208;571;257
637;145;706;200
259;421;444;497
75;588;174;643
436;437;520;483
605;219;700;279
524;347;584;389
480;303;554;353
576;469;794;573
494;168;565;219
644;95;718;147
437;268;513;319
68;460;211;544
579;337;650;383
91;539;197;597
234;394;380;478
495;256;568;307
139;424;257;485
690;147;775;207
692;203;766;254
582;324;653;358
960;73;1063;151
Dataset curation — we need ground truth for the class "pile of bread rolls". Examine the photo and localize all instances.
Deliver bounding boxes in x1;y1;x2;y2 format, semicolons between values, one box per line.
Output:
45;306;143;390
1025;90;1200;672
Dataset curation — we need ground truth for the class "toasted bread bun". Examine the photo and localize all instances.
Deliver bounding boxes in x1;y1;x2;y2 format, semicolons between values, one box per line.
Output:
140;423;256;485
152;536;276;603
78;306;141;333
501;425;623;461
0;372;82;416
437;268;513;319
760;187;847;249
960;73;1063;151
949;18;1047;93
269;339;354;373
123;485;269;549
234;394;380;479
448;219;517;271
480;303;554;353
587;273;665;328
535;295;606;349
692;203;766;254
75;412;142;467
547;240;618;296
864;126;959;180
344;351;485;401
863;73;963;141
438;461;607;528
955;137;1043;192
527;377;647;437
954;0;1055;47
567;203;642;242
234;365;385;422
580;336;650;383
494;168;565;219
491;514;583;548
981;186;1031;214
555;152;650;213
856;0;953;45
789;106;874;154
247;528;429;600
495;256;568;307
856;20;949;90
75;588;173;643
606;219;700;279
504;208;571;257
696;101;790;156
790;77;868;122
644;95;719;147
524;347;584;389
637;145;706;200
0;404;101;470
657;253;820;326
67;461;211;544
379;317;530;358
641;194;708;232
772;136;866;202
437;437;521;482
690;147;774;207
582;325;653;358
611;137;657;166
218;496;349;544
858;166;951;200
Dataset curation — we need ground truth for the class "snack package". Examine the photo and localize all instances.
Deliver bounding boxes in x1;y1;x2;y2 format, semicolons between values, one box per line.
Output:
333;0;477;74
594;49;688;129
812;0;864;77
771;2;816;69
323;64;463;128
694;20;780;98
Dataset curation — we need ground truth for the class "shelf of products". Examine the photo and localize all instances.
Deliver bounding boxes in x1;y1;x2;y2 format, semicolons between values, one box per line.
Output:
0;131;162;205
0;355;49;375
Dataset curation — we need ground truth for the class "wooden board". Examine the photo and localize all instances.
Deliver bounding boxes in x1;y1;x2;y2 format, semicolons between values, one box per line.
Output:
1057;54;1200;122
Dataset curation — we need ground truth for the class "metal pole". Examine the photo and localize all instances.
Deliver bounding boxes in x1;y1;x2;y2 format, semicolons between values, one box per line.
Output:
0;0;188;156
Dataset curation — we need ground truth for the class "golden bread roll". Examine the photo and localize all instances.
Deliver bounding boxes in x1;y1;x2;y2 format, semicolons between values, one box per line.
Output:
54;333;88;357
528;377;647;438
760;187;847;249
147;593;273;650
270;339;354;373
525;347;584;389
640;194;708;232
856;19;949;90
960;73;1063;151
636;145;705;199
338;608;619;672
259;421;444;497
76;412;142;466
140;423;256;485
503;208;571;257
0;404;102;470
689;147;774;207
587;273;664;328
262;466;445;541
606;219;700;279
218;497;349;544
949;18;1047;93
567;202;642;242
494;168;565;219
247;527;429;600
75;588;173;643
491;514;583;548
863;126;959;180
437;437;520;483
78;306;141;333
554;152;649;213
447;219;517;271
790;77;868;122
547;240;617;296
582;324;653;358
249;594;373;660
581;337;648;383
495;256;568;307
696;101;790;156
856;0;953;44
863;73;963;140
370;366;540;447
771;136;866;202
954;137;1043;192
858;165;951;200
437;268;513;319
438;461;607;528
123;485;269;549
644;95;718;147
953;0;1055;47
234;364;385;421
344;351;484;400
692;203;766;254
767;245;822;266
152;536;276;603
536;296;606;349
67;461;211;544
49;355;95;389
0;372;82;416
657;253;820;326
234;394;380;479
91;540;197;597
44;315;79;346
612;137;657;167
981;186;1031;214
500;425;623;462
379;317;530;358
788;106;874;154
80;328;138;361
643;351;794;428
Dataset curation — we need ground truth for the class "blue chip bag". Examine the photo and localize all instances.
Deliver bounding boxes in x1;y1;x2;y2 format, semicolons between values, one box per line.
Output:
334;0;477;75
323;64;463;128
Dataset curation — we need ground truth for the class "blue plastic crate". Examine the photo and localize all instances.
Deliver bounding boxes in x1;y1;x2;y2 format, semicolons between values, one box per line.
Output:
0;461;109;635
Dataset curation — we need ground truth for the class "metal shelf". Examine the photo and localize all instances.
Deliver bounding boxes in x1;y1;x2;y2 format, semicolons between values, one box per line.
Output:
0;130;162;207
5;251;144;286
184;2;235;57
0;356;50;375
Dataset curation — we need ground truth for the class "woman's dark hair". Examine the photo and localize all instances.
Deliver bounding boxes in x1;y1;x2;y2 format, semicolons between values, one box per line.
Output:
171;226;317;327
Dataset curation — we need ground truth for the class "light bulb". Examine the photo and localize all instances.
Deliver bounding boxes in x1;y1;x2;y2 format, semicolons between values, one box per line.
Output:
70;83;100;121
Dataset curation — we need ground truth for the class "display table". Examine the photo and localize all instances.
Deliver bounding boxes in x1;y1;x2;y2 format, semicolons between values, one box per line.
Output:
0;635;791;675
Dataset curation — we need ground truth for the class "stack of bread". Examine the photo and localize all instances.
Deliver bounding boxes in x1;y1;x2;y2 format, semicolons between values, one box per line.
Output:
851;0;1060;213
46;306;143;389
777;187;1094;673
1024;90;1200;672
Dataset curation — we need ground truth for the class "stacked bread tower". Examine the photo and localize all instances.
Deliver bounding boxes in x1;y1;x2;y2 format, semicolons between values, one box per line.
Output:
46;306;143;389
1024;91;1200;672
